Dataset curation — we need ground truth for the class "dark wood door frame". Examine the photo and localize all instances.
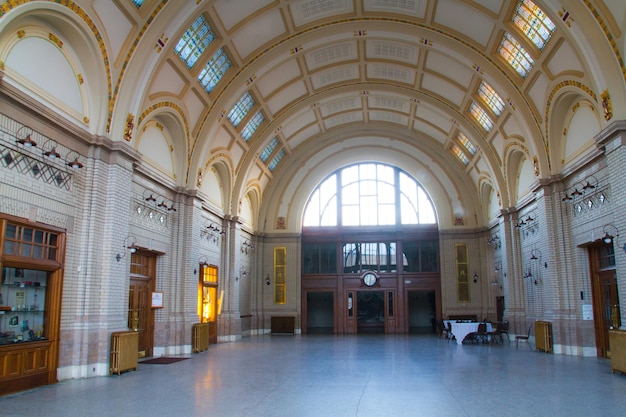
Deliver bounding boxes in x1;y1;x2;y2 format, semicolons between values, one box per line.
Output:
588;243;620;358
128;251;156;358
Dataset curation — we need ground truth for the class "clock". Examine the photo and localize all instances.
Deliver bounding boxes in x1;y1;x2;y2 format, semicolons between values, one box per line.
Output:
363;272;377;287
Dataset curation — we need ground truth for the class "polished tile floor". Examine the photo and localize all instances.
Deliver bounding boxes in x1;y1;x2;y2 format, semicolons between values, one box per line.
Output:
1;334;625;417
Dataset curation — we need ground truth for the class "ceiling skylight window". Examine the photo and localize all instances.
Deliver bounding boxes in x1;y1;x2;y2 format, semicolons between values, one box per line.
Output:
450;144;470;166
227;92;254;127
240;111;265;141
268;149;285;171
498;32;534;78
457;131;477;156
131;0;143;7
198;48;231;93
478;81;505;116
513;0;556;50
261;138;280;162
175;15;216;69
469;102;493;132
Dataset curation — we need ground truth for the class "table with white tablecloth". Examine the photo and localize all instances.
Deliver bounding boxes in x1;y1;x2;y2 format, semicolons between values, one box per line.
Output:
444;321;493;344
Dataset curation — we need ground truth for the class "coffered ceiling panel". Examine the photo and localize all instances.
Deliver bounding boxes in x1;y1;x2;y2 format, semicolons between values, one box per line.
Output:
289;0;354;27
265;80;309;115
148;61;187;99
423;50;474;89
256;60;303;99
368;95;410;113
311;64;360;89
365;40;420;65
362;0;427;17
212;0;277;31
433;0;498;47
420;72;466;107
230;8;287;59
304;42;359;71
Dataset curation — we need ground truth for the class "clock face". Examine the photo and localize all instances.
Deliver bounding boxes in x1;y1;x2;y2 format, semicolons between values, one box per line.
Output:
363;272;377;287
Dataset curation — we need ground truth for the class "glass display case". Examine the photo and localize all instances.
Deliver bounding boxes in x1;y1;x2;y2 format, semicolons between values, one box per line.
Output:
0;214;64;396
0;267;48;344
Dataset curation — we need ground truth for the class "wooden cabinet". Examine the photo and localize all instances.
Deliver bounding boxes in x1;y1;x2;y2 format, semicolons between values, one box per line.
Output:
271;316;295;334
535;321;553;353
0;340;54;395
0;215;64;396
609;329;626;374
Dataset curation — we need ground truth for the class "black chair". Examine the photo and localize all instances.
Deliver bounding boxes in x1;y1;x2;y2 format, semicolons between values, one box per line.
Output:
516;323;533;350
475;322;488;343
488;320;510;344
436;320;446;339
464;322;487;344
445;321;455;342
499;320;510;343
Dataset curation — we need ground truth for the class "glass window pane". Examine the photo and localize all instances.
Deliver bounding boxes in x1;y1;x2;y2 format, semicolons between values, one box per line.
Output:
175;15;215;69
227;92;254;127
418;188;436;224
498;32;534;77
303;164;437;227
320;243;337;273
378;204;395;225
343;183;359;203
320;195;338;226
361;196;377;225
343;205;359;226
198;48;232;93
420;241;439;272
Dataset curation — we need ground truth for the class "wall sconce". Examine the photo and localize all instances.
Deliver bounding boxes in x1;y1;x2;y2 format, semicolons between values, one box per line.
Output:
241;238;254;254
207;222;223;234
65;151;84;169
473;272;478;283
194;256;209;274
201;221;224;244
487;234;501;249
602;224;619;244
15;126;36;147
142;189;177;213
237;266;248;281
1;125;83;190
265;274;271;286
42;140;61;160
514;210;536;228
562;175;597;202
116;236;138;262
490;277;500;288
530;249;547;268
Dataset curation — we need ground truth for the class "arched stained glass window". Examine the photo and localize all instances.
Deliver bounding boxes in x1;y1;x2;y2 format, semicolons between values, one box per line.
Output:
303;163;436;227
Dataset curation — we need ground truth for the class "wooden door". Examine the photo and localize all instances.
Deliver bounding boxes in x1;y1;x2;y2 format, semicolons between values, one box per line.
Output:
496;296;505;323
592;270;619;357
385;290;396;334
589;243;620;358
128;252;155;358
345;291;356;334
356;291;385;334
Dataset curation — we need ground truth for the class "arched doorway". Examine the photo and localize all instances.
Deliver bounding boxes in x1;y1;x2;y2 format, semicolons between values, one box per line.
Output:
301;163;440;334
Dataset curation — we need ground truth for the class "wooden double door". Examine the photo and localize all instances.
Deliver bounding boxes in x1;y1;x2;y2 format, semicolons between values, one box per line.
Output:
128;252;156;358
589;244;620;358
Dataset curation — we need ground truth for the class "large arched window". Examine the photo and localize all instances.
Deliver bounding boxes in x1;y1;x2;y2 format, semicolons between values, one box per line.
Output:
303;163;436;227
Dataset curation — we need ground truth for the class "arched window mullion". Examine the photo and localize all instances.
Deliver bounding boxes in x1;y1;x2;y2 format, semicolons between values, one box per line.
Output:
303;163;436;227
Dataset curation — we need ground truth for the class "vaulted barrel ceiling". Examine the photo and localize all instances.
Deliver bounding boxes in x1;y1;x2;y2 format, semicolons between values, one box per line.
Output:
3;0;624;231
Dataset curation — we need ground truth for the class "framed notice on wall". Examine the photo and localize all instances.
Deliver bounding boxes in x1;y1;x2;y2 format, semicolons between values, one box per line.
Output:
151;292;163;309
